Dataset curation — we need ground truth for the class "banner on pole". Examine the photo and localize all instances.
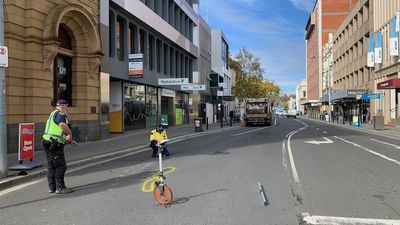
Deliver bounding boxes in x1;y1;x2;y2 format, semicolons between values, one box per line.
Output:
374;32;383;64
367;37;375;67
389;19;399;56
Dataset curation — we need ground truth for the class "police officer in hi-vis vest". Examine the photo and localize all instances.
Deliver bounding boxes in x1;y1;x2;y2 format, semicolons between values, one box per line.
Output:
42;100;78;194
149;124;170;158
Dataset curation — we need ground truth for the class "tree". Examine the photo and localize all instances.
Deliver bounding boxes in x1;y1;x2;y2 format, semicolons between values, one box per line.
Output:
235;47;264;78
229;48;280;102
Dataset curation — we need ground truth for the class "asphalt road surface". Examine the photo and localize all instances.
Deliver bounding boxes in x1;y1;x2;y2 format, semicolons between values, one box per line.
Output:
1;117;400;225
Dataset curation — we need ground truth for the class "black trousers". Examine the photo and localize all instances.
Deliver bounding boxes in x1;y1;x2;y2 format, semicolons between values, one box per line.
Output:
42;140;67;190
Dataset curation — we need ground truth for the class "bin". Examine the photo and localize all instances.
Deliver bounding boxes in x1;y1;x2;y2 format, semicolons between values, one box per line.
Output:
352;116;360;127
194;118;203;132
373;115;384;130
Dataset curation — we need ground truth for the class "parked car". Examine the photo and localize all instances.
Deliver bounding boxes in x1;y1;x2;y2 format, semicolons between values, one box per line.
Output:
287;109;297;118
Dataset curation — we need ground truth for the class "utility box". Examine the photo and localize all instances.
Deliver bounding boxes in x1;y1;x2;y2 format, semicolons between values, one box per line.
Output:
373;115;384;130
194;118;203;132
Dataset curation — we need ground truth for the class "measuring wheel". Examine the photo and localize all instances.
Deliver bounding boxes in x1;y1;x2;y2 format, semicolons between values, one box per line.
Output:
153;184;173;205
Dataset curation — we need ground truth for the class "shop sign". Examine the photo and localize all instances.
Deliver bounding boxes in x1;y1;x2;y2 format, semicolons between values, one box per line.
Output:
162;88;175;97
158;78;188;85
128;54;143;78
181;84;206;91
347;89;365;96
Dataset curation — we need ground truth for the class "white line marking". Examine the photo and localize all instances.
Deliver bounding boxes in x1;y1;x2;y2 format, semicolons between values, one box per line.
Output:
322;131;328;134
0;181;42;197
316;128;320;131
274;117;277;126
334;136;400;166
287;130;300;183
302;213;400;225
371;138;400;149
304;137;333;145
230;127;269;136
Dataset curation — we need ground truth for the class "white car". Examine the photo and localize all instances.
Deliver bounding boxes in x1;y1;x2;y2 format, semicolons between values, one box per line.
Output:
287;109;297;118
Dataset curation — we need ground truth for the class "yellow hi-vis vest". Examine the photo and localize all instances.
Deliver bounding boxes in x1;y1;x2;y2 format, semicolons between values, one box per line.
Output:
149;129;168;142
42;109;69;144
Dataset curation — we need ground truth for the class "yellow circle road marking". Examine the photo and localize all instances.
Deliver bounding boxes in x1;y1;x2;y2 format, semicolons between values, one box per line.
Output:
141;167;176;192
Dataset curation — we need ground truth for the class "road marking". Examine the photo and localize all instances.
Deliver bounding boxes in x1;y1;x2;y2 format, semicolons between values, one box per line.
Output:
304;137;333;145
322;131;328;134
316;128;320;131
231;127;269;136
287;130;300;183
334;136;400;166
301;213;400;225
141;167;176;192
371;138;400;149
0;181;42;197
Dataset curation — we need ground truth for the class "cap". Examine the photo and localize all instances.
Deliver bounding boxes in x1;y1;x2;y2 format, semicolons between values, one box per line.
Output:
56;99;68;106
157;124;164;131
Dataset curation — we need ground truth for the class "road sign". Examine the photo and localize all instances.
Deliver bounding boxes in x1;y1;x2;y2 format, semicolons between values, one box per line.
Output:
158;78;188;85
181;84;206;90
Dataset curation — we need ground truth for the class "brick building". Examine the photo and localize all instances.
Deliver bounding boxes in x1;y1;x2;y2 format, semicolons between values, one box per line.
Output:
4;0;102;153
305;0;358;117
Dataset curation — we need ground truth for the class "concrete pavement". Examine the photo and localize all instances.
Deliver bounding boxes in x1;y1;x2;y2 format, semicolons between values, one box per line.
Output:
0;122;238;190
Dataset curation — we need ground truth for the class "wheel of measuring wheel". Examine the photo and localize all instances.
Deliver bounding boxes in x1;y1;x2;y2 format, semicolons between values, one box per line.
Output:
153;184;173;205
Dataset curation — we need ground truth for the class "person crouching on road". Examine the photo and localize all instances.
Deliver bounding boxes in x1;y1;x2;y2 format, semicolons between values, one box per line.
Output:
150;124;170;158
42;100;78;194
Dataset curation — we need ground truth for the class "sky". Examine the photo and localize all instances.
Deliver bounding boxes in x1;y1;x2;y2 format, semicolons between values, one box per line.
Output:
199;0;316;95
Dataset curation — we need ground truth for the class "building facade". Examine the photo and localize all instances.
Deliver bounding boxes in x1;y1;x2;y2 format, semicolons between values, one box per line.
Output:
332;0;373;124
373;0;400;125
192;16;213;123
100;0;199;134
211;29;233;119
305;0;358;118
296;79;307;115
5;0;101;152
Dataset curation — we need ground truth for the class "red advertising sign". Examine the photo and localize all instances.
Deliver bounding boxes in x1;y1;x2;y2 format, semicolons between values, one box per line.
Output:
18;123;35;161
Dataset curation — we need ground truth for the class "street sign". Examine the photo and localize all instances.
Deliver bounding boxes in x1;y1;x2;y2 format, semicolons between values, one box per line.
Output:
370;93;381;99
0;46;8;67
158;78;188;85
181;84;206;90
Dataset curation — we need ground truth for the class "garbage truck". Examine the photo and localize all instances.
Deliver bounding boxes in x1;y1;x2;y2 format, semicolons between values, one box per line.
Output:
243;98;273;126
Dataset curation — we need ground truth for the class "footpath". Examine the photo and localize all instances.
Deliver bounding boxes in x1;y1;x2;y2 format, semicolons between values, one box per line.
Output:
0;122;238;190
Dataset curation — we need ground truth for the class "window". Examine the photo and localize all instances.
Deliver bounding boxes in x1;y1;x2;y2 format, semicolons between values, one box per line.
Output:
109;11;115;57
170;47;174;77
116;16;124;60
164;43;168;75
53;25;73;106
156;39;162;73
128;24;136;54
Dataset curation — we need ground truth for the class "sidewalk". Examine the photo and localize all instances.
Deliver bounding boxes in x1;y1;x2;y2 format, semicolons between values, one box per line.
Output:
301;116;400;139
0;122;238;190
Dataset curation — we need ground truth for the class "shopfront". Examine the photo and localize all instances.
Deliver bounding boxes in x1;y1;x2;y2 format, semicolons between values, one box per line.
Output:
377;78;400;123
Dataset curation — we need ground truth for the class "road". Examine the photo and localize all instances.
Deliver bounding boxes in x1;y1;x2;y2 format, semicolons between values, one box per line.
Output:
0;117;399;225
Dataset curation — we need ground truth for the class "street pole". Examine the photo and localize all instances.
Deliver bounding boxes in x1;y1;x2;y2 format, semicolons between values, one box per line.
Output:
0;0;7;178
328;68;331;122
220;96;223;128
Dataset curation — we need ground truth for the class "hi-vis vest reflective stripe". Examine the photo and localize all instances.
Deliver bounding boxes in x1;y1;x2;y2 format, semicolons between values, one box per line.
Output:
42;109;69;143
149;129;168;141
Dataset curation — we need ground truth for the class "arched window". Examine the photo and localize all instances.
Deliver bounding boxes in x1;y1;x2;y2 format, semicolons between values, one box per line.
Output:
53;24;73;106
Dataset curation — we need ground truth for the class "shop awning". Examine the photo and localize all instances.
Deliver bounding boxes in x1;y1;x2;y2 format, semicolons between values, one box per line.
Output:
377;78;400;89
